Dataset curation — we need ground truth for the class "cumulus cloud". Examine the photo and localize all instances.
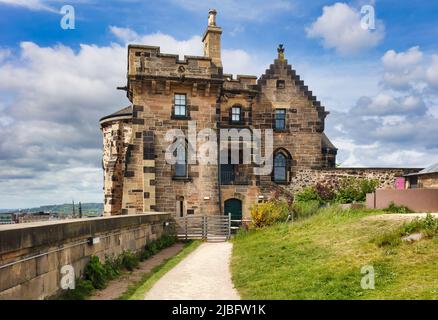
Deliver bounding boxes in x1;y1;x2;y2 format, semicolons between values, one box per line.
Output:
327;46;438;167
0;41;128;207
426;55;438;90
306;2;385;55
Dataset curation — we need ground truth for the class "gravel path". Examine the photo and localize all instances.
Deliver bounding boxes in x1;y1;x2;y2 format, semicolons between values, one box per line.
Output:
144;242;240;300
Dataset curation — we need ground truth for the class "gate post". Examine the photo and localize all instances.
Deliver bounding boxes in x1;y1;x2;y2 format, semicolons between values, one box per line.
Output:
203;215;207;241
228;212;231;240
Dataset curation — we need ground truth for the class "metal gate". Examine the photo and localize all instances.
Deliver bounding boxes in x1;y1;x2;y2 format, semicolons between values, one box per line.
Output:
174;214;231;242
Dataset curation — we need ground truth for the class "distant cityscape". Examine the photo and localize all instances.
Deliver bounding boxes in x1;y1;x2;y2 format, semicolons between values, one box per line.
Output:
0;203;103;224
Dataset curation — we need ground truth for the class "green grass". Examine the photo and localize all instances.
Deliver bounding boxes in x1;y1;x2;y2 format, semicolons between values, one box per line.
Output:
231;207;438;300
120;240;202;300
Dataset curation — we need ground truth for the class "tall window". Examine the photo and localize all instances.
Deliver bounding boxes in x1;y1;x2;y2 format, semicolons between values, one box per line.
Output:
275;109;286;130
231;106;242;123
174;94;187;117
174;142;187;177
273;153;287;182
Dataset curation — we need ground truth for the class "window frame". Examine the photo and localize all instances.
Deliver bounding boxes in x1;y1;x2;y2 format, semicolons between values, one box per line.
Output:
230;106;242;124
273;152;288;183
274;109;287;131
174;140;188;178
174;93;187;118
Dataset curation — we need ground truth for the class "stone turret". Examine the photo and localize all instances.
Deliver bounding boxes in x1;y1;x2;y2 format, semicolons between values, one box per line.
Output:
203;9;222;68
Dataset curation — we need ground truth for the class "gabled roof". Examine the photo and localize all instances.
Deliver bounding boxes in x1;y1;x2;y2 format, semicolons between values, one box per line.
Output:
405;163;438;176
100;106;133;124
321;133;337;151
258;56;328;118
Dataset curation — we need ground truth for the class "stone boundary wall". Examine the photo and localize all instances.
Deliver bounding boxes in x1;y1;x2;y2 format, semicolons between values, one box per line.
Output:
0;213;171;300
289;167;422;193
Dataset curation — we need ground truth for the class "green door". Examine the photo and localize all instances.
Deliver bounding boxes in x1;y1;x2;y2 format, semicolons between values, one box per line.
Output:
224;198;242;221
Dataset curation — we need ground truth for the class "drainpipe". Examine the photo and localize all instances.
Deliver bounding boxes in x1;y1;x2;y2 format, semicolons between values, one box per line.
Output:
217;120;223;215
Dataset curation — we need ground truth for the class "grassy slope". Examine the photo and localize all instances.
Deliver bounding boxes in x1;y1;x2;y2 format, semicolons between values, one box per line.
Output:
231;208;438;300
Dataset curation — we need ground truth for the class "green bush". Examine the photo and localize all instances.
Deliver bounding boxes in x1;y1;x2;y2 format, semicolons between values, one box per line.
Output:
292;200;321;220
374;214;438;247
103;255;122;280
84;256;108;289
58;279;94;300
120;251;140;271
335;177;379;203
295;187;322;203
384;202;413;214
250;200;291;229
401;214;438;238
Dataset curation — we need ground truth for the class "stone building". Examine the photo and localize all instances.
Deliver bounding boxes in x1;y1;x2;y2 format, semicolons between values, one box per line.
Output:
100;9;340;218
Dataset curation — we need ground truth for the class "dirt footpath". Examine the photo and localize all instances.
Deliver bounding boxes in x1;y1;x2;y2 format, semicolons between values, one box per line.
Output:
89;243;185;300
144;242;240;300
365;213;438;222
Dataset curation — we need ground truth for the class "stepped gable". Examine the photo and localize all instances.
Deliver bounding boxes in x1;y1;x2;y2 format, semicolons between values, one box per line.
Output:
257;46;329;125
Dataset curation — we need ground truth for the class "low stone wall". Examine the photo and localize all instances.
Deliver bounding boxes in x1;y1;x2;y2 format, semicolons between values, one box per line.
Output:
366;189;438;212
0;213;171;300
289;167;421;193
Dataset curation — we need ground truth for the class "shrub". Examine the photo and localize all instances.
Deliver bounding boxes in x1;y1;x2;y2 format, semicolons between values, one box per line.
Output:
315;182;336;202
120;251;140;271
292;200;321;220
295;187;322;203
250;200;291;229
374;214;438;247
335;177;379;203
58;279;94;300
84;256;108;289
384;202;413;214
401;214;438;238
103;255;122;280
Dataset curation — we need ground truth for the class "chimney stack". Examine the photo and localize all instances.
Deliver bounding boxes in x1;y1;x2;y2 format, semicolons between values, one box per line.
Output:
203;9;222;68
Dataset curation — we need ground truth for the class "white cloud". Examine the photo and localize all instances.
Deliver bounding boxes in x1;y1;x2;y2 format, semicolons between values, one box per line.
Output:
0;0;56;12
382;46;423;70
110;26;265;76
426;55;438;90
306;2;385;55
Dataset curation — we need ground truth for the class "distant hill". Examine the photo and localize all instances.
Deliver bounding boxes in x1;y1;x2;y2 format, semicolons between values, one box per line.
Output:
0;203;103;215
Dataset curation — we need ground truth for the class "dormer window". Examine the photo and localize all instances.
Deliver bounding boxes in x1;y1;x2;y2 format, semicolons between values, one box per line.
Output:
231;106;242;123
174;94;187;117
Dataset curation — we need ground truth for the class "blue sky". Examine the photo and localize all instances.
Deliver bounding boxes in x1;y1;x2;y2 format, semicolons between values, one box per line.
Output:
0;0;438;208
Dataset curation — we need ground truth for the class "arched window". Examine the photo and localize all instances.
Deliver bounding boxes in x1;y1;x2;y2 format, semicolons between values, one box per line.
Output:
174;140;188;178
273;153;288;183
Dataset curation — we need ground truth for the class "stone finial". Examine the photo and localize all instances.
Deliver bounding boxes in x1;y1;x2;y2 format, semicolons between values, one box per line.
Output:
208;9;217;26
277;44;285;60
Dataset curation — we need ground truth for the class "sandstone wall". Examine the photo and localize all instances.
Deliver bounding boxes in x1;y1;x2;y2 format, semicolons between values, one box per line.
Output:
0;213;171;300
